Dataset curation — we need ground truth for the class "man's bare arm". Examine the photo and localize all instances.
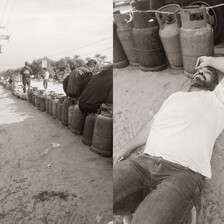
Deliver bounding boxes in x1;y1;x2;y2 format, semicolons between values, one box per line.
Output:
195;56;224;73
113;120;152;163
195;56;224;86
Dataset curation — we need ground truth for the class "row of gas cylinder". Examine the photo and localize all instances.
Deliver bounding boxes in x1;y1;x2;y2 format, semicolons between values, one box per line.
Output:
113;2;214;77
24;88;113;158
0;80;12;91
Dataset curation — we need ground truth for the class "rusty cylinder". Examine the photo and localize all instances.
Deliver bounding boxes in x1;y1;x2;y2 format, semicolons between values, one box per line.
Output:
57;96;66;122
113;12;139;67
82;114;96;146
180;6;214;77
52;98;59;119
45;95;51;113
113;21;129;69
156;4;183;69
68;104;76;128
131;1;167;71
31;88;37;106
27;89;33;103
90;104;113;157
71;104;87;135
62;97;72;126
37;90;45;110
40;95;46;112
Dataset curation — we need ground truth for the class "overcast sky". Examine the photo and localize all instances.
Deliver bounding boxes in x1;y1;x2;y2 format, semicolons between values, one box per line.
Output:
0;0;112;71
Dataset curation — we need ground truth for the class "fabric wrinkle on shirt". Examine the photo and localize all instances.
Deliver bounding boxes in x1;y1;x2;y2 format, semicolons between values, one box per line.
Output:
144;83;224;178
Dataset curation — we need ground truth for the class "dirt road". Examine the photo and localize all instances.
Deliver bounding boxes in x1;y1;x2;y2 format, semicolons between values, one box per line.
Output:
0;86;112;224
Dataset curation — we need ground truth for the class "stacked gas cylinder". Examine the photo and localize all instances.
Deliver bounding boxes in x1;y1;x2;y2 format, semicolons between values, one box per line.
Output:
0;81;113;158
113;2;214;77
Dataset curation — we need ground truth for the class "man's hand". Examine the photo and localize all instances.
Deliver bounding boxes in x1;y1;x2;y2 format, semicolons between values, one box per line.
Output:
113;147;130;164
195;56;212;70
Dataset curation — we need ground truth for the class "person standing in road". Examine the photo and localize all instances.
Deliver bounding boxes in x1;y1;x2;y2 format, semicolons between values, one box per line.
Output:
43;68;50;90
20;61;33;93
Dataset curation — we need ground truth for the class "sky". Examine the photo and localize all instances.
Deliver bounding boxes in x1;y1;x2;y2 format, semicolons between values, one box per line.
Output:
0;0;112;71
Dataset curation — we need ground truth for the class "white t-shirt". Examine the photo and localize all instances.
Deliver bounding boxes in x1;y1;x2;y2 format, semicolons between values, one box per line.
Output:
44;71;49;80
144;83;224;178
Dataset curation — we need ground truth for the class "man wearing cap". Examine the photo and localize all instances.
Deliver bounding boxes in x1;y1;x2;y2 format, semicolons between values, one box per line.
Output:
20;61;33;93
113;56;224;224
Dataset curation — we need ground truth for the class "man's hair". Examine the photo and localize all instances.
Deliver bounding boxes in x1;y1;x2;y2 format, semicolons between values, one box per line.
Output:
209;67;219;90
86;59;97;67
25;61;28;66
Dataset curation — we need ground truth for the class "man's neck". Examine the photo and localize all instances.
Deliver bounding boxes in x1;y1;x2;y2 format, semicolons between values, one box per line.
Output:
188;86;208;92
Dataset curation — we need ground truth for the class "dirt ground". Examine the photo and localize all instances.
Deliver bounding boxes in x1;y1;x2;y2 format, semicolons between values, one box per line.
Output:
0;83;113;224
113;66;224;224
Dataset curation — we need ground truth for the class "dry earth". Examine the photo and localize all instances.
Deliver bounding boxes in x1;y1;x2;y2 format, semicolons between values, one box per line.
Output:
0;82;113;224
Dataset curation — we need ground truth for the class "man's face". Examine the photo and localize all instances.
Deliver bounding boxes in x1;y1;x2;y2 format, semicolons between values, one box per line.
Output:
197;68;213;85
192;68;214;87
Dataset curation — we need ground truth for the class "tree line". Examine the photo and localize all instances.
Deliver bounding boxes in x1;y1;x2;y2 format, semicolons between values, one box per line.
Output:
0;54;111;83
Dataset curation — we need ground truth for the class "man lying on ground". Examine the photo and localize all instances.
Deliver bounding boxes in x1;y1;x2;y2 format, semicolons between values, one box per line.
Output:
113;56;224;224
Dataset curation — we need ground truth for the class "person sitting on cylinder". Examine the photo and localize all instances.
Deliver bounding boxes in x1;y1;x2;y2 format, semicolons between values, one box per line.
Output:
62;59;97;100
113;56;224;224
78;65;113;114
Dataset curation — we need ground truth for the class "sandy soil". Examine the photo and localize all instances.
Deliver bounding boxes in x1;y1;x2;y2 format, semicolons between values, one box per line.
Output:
114;66;224;224
0;83;113;224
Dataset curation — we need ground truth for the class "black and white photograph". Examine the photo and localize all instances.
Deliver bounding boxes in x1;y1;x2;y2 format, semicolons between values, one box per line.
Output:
0;0;113;223
1;0;224;223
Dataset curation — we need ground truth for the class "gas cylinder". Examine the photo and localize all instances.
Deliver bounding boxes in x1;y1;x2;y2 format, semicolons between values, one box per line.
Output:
37;90;45;110
180;6;214;77
113;11;139;67
71;104;87;135
91;104;113;157
57;96;66;122
52;97;59;118
45;94;51;113
46;91;55;114
49;95;56;116
62;97;72;126
40;94;46;112
32;91;38;106
22;93;28;100
35;92;39;108
27;89;33;103
156;4;183;69
17;91;22;99
31;87;38;106
113;21;129;69
68;104;76;128
82;113;96;146
136;0;166;9
131;1;167;71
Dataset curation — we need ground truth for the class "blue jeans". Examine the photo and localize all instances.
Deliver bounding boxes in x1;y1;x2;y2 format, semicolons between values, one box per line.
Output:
113;154;205;224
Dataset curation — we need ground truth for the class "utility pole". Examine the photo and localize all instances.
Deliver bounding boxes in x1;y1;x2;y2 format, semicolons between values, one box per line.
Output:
0;34;10;40
0;34;10;53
